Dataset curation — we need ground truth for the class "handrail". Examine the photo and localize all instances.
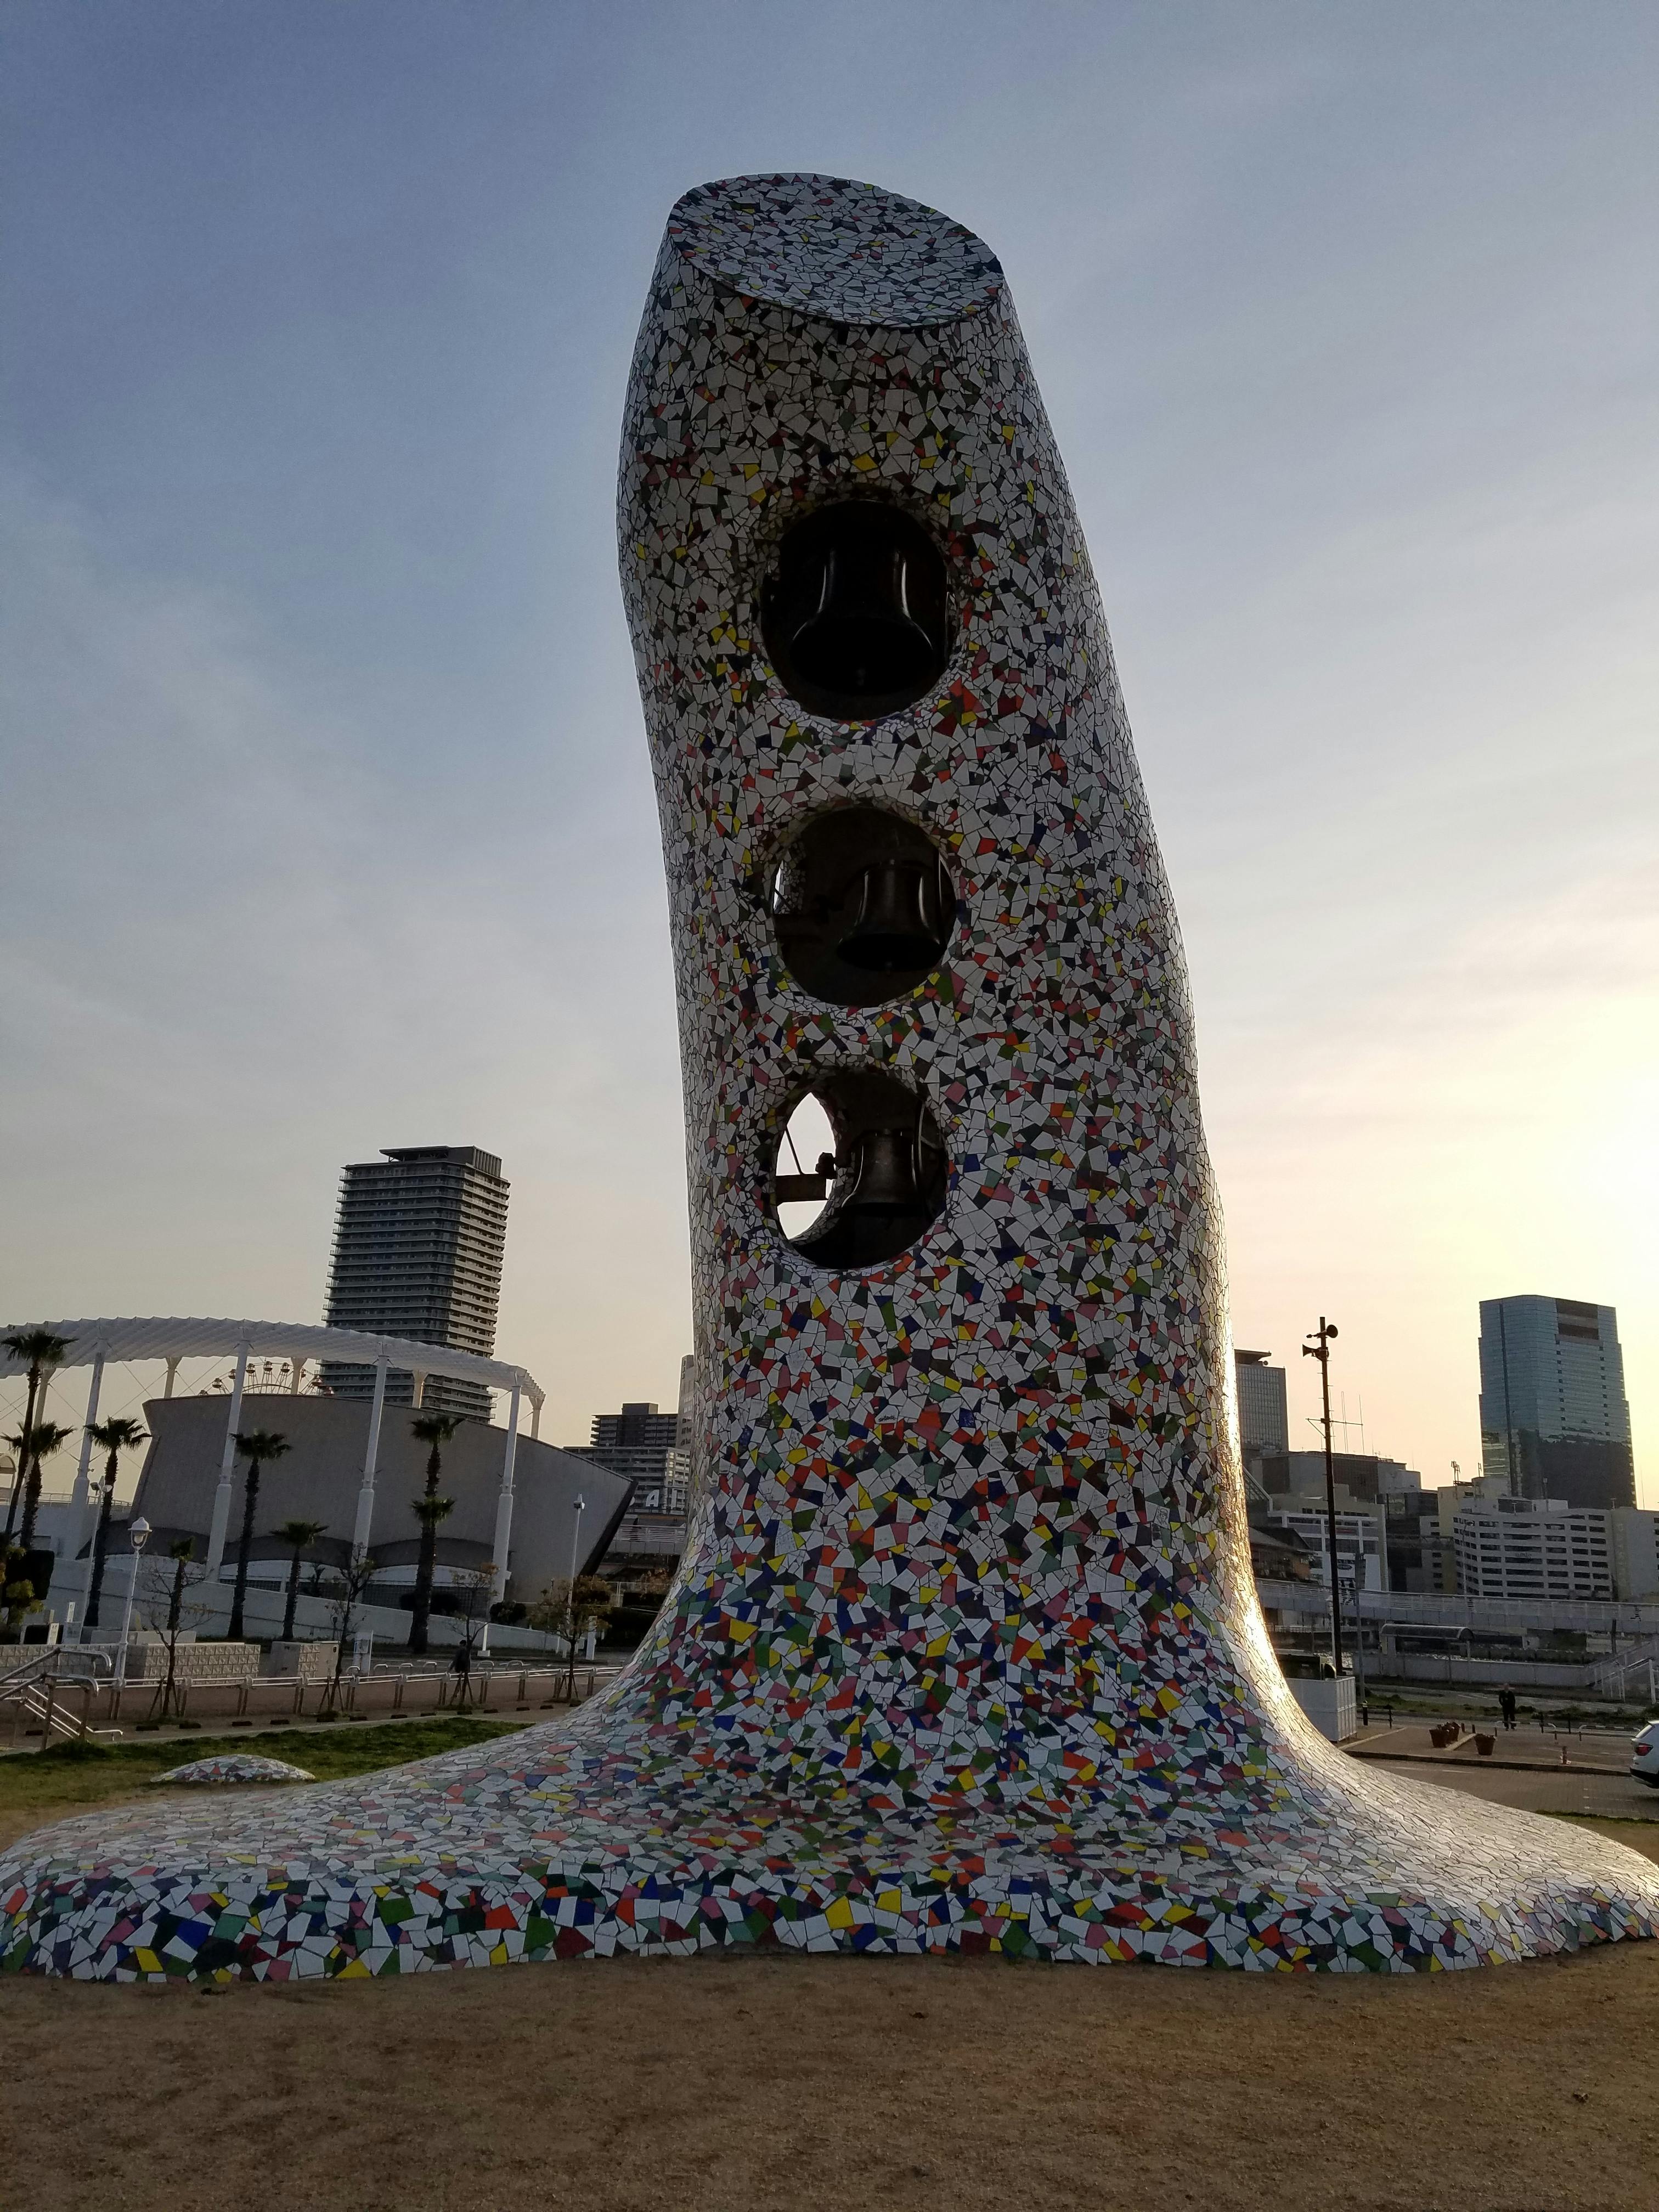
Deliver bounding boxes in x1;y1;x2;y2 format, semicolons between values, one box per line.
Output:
0;1646;112;1697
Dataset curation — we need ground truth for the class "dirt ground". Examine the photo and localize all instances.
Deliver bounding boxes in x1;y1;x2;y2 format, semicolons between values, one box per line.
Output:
0;1815;1655;2211
3;1757;1658;2212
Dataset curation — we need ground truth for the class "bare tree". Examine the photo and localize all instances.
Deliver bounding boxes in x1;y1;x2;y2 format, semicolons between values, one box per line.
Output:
528;1575;614;1701
443;1564;498;1709
136;1538;213;1725
321;1547;379;1713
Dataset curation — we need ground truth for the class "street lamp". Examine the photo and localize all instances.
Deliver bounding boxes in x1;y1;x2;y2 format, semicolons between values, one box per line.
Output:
114;1515;151;1694
565;1494;586;1703
1301;1319;1342;1678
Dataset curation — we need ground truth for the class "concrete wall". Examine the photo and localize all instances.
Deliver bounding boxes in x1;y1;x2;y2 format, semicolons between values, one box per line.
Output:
81;1636;261;1683
121;1395;628;1603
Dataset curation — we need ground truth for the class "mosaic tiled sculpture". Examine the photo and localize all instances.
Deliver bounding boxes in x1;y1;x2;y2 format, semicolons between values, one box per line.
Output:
2;177;1654;1980
157;1756;317;1786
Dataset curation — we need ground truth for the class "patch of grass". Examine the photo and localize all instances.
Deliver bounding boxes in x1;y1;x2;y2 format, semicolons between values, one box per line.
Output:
0;1714;534;1833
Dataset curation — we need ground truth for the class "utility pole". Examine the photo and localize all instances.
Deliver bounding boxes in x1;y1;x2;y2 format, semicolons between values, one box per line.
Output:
1302;1318;1342;1675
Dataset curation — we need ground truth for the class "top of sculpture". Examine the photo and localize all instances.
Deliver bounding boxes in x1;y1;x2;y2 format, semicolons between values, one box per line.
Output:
665;173;1004;328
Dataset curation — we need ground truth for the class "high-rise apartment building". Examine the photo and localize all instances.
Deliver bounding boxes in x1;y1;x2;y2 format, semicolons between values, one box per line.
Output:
570;1402;682;1499
1479;1295;1634;1510
319;1145;510;1422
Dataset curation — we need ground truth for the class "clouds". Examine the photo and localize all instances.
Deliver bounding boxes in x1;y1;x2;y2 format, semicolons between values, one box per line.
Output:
2;1;1656;1476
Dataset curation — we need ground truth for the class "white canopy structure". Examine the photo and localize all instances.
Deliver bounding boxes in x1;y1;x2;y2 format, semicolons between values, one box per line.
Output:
1;1317;546;1599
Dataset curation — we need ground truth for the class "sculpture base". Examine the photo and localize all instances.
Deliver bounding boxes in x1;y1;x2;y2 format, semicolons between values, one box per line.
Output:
3;1710;1655;1980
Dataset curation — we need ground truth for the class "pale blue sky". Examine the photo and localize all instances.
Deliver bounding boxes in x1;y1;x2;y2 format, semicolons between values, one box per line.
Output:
3;2;1656;1486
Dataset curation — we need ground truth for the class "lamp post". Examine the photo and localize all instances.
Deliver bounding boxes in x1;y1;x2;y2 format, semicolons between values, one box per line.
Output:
114;1515;150;1695
565;1494;586;1704
1302;1319;1342;1676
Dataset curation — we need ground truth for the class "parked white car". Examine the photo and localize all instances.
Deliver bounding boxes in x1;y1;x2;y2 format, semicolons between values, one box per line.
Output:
1630;1722;1659;1787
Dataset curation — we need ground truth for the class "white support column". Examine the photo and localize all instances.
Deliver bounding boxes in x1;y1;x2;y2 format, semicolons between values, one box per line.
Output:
69;1350;105;1637
163;1357;180;1399
204;1344;250;1575
351;1348;390;1559
411;1370;426;1410
490;1379;523;1601
289;1356;306;1394
530;1396;541;1441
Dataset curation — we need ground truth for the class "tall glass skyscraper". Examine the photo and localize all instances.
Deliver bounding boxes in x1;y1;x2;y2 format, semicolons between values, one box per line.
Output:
1478;1295;1634;1510
319;1145;510;1421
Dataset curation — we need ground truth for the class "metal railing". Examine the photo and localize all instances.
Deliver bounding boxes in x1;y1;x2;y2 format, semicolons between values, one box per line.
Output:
2;1654;616;1746
1;1646;116;1745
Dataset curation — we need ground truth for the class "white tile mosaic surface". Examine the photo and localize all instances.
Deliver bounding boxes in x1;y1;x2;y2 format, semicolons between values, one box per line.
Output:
157;1755;317;1786
3;176;1655;1980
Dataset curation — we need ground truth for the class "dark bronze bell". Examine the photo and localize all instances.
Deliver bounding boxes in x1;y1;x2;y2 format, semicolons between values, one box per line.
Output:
838;1126;924;1215
837;858;944;974
786;540;938;702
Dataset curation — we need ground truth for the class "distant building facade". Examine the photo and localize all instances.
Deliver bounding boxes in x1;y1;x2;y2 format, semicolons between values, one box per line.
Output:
320;1146;510;1421
575;1389;696;1598
59;1395;627;1610
572;1402;681;1494
1233;1350;1288;1500
1453;1493;1615;1601
1256;1506;1385;1595
1612;1509;1659;1600
1479;1295;1634;1510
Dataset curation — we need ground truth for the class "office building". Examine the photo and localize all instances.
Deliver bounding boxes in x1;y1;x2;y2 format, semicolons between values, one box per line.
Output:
1257;1450;1423;1504
1612;1509;1659;1601
1479;1295;1634;1509
319;1146;510;1421
1255;1505;1385;1594
1234;1350;1288;1499
1383;1489;1458;1595
1453;1494;1613;1601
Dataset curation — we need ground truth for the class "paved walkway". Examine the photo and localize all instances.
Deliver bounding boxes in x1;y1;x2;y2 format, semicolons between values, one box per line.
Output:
1362;1756;1659;1822
1348;1719;1636;1774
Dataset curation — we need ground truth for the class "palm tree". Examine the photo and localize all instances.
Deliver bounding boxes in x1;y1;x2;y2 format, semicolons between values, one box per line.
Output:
408;1495;455;1654
407;1412;464;1654
227;1429;291;1639
2;1329;72;1544
14;1421;71;1554
275;1518;326;1641
83;1415;149;1628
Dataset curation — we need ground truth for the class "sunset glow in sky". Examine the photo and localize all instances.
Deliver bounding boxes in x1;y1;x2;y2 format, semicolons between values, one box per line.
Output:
3;3;1655;1495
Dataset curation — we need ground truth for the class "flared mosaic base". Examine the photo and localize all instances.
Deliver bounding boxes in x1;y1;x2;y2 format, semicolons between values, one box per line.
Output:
4;1694;1655;1980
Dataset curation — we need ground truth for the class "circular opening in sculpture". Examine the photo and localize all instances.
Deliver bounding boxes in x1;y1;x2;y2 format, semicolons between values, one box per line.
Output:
772;1069;949;1271
767;807;957;1006
760;502;950;720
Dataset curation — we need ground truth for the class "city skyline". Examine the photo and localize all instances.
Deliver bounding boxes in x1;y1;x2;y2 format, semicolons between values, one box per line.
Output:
3;4;1655;1495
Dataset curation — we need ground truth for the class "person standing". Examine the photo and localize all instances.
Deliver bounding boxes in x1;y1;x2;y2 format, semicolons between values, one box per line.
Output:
1498;1686;1518;1731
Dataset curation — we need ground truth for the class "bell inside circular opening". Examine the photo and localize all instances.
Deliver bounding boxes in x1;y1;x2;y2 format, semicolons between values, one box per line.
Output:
760;502;950;720
772;1069;949;1271
768;806;956;1006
